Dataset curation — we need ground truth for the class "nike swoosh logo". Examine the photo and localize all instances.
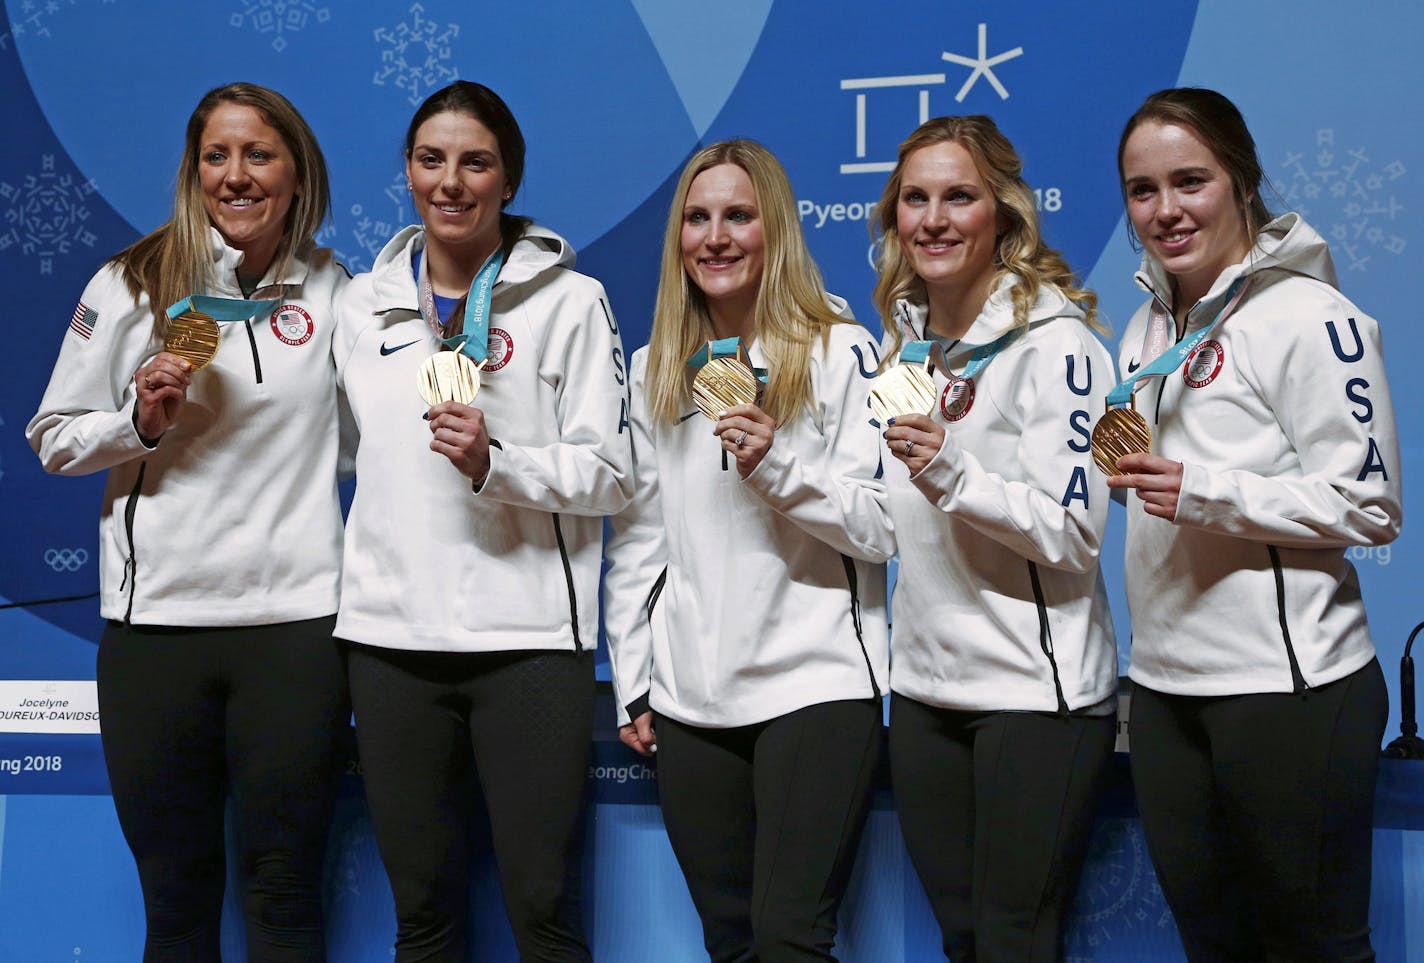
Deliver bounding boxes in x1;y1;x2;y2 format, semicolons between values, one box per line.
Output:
380;339;420;356
1126;359;1141;373
678;410;701;423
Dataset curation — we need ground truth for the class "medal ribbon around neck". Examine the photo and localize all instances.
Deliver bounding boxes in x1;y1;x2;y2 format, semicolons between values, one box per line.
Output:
417;244;505;363
1092;278;1250;475
686;337;766;420
163;295;281;370
942;327;1022;381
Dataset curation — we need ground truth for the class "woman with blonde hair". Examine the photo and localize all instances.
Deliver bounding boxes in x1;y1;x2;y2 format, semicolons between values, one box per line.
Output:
875;115;1118;960
28;82;349;960
605;139;893;961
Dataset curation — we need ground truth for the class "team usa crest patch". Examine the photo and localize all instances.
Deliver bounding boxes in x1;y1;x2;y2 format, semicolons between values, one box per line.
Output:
1183;339;1225;388
270;304;314;346
940;376;975;422
484;327;515;372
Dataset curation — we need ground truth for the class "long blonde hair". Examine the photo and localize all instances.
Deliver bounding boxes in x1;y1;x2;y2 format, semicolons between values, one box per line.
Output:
110;83;331;337
645;140;849;426
871;116;1103;363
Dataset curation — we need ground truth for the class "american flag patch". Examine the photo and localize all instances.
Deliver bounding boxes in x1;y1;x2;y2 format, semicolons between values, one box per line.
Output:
69;301;98;340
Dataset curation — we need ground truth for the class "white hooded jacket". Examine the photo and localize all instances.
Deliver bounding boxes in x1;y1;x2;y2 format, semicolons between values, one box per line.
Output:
333;224;632;653
26;231;348;626
603;317;893;729
1118;213;1402;695
885;277;1118;713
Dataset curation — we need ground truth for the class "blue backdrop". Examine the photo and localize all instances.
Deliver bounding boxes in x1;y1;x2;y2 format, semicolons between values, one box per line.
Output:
1;1;1420;959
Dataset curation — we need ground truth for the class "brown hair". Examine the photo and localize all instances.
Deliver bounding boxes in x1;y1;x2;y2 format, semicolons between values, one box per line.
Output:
1117;87;1273;249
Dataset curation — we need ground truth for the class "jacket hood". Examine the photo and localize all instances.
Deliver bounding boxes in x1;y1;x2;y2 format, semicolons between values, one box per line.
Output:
1135;212;1339;313
894;273;1083;350
208;226;316;293
367;223;577;313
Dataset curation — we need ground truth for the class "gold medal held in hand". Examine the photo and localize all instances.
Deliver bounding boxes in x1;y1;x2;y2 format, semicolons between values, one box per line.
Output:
1091;400;1152;476
868;364;937;423
417;351;484;406
164;310;221;370
692;355;760;420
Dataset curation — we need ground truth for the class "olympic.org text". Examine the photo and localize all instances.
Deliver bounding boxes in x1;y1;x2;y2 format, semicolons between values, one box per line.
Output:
588;763;656;784
1348;545;1391;566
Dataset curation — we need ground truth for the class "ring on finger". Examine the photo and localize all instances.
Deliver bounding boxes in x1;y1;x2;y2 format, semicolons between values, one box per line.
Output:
903;439;914;455
734;429;748;447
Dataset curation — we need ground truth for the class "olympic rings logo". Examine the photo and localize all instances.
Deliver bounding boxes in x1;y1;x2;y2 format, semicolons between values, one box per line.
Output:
44;548;89;572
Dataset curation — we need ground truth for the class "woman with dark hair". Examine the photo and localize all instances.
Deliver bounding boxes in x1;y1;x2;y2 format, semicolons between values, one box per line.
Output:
333;80;631;960
27;83;349;960
873;115;1117;961
604;139;891;961
1109;87;1401;960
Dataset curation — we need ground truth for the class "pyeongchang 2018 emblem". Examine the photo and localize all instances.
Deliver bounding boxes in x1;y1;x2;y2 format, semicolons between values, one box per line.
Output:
484;327;514;372
270;304;314;346
1183;339;1224;388
940;376;975;422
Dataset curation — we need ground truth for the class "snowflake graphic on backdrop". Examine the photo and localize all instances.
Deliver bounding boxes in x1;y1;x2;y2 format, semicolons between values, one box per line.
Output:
373;3;461;107
0;154;99;275
2;0;120;47
5;0;77;44
318;171;410;273
1278;131;1407;274
230;0;331;53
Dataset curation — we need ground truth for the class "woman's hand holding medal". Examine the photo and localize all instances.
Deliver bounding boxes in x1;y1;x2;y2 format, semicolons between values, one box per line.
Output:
715;403;775;479
883;413;943;476
1105;452;1183;520
134;352;194;442
427;400;492;484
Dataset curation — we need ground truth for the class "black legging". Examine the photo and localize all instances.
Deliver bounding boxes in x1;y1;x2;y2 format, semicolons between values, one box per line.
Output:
653;699;881;963
888;693;1115;962
97;617;350;963
345;644;594;963
1129;659;1388;962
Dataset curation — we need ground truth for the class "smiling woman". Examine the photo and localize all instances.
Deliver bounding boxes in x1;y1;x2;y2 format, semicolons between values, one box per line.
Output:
25;83;349;961
1107;87;1402;962
604;139;893;960
197;102;300;281
869;115;1117;962
331;80;631;961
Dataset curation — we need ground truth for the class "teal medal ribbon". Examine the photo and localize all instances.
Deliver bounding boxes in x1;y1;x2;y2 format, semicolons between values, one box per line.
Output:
1091;278;1250;475
943;328;1021;381
685;337;768;382
896;340;943;370
417;245;505;363
1105;278;1248;407
165;295;280;322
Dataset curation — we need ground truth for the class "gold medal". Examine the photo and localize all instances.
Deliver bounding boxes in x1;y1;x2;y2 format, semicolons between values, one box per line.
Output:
691;356;760;420
868;364;937;423
417;351;483;406
1091;401;1152;476
164;311;221;370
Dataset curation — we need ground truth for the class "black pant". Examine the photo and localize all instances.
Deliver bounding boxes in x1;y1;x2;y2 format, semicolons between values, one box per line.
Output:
1129;659;1388;962
345;644;594;963
888;694;1115;962
97;617;350;963
654;699;881;963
